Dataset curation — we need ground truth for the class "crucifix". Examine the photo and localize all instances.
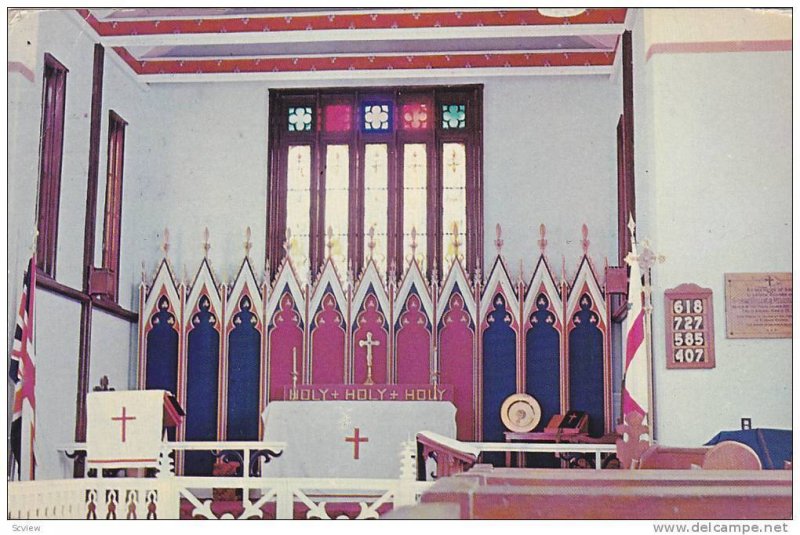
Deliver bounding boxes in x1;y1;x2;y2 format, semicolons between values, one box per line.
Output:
359;331;380;385
111;406;136;443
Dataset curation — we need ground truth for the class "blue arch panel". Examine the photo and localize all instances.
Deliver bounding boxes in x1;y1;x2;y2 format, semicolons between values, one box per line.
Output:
145;298;179;441
481;294;517;465
145;299;179;395
568;294;605;437
184;298;220;476
226;300;262;441
525;294;561;429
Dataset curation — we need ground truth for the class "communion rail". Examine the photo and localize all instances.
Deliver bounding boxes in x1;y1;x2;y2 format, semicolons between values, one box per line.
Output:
416;431;617;479
8;476;432;520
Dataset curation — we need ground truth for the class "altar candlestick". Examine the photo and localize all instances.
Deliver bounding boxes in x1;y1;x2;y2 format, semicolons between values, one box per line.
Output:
291;347;299;397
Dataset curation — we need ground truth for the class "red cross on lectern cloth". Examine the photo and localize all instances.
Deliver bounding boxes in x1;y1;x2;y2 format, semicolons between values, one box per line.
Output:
111;406;137;443
345;427;369;460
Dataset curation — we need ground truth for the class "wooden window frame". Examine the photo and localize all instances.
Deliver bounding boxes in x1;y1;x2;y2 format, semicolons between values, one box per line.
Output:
97;110;127;302
36;53;68;277
267;85;483;279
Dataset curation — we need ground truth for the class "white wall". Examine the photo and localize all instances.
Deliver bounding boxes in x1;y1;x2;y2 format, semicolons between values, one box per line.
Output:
90;310;135;392
634;9;792;445
8;10;143;478
34;291;81;480
126;75;621;287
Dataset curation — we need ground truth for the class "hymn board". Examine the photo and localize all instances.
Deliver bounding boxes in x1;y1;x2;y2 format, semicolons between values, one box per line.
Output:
138;226;612;474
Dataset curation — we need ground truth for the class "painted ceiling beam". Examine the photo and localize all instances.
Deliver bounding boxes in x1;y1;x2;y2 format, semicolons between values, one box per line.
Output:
134;65;615;84
91;24;627;48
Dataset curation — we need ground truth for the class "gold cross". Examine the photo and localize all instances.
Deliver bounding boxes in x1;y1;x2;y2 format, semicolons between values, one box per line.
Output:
448;148;460;174
367;225;376;260
326;225;334;259
359;331;381;385
283;228;292;257
452;222;462;258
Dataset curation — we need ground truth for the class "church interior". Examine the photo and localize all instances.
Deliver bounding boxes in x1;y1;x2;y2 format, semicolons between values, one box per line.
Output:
6;7;793;521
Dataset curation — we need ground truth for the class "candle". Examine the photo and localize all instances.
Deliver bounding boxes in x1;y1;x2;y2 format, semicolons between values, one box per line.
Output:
292;347;298;375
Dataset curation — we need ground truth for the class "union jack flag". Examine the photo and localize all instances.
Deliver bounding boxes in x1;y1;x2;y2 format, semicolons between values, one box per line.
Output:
9;255;36;480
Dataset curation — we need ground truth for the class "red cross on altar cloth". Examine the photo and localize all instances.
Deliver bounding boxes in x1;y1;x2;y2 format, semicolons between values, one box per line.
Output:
262;400;457;478
345;428;369;459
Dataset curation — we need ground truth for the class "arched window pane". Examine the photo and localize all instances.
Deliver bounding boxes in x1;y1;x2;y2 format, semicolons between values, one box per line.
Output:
442;142;467;266
323;144;350;268
403;143;427;271
363;144;388;274
286;145;311;275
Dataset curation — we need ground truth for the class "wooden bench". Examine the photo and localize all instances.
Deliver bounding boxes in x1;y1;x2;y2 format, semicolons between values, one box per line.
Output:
413;466;791;520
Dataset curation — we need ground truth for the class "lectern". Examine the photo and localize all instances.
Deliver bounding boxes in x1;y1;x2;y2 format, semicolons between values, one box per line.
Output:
86;390;183;471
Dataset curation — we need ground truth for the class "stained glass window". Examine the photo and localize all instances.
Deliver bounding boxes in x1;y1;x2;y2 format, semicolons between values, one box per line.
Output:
324;104;351;132
323;145;350;267
285;145;312;275
362;103;392;132
269;88;482;277
401;103;430;130
363;144;389;273
288;106;313;132
442;143;467;266
403;143;428;271
442;104;466;129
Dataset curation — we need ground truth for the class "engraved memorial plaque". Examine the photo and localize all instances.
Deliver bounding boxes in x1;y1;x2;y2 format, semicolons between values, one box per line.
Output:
725;273;792;339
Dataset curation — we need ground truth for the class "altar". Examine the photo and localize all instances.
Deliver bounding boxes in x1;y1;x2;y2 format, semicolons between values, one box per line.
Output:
262;395;456;478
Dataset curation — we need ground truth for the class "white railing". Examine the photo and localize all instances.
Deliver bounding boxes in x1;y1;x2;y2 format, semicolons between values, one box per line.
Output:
8;476;431;520
8;478;178;520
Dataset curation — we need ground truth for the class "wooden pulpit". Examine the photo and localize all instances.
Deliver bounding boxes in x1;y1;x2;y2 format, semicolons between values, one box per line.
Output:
86;390;183;471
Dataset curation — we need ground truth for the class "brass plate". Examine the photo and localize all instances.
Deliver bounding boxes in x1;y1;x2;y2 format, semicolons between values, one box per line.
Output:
500;393;542;432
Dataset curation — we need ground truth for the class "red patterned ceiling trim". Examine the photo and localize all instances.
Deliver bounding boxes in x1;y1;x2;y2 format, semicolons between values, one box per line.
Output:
112;49;614;75
112;46;143;72
80;9;626;37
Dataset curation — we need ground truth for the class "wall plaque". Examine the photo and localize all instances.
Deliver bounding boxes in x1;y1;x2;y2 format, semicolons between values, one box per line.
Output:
664;284;715;369
725;273;792;339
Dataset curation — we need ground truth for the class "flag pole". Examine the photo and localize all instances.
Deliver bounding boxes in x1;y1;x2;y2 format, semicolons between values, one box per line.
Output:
641;247;655;442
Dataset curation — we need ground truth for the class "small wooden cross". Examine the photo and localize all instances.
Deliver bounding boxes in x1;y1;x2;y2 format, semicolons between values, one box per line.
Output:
538;223;548;255
244;226;252;257
581;223;590;255
202;227;211;258
161;227;170;257
93;375;115;392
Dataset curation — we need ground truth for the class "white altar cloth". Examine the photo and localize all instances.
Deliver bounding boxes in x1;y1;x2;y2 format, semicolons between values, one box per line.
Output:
262;401;456;478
